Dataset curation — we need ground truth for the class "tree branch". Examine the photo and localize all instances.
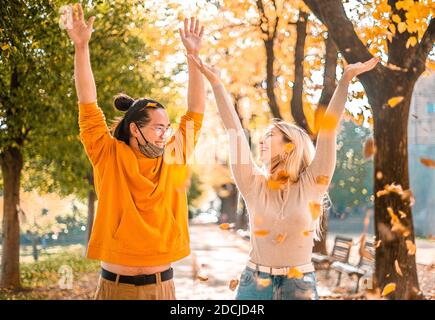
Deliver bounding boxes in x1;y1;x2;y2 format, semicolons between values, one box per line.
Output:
411;17;435;75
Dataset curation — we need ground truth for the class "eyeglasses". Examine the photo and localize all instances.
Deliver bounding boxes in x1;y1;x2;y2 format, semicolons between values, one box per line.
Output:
151;125;174;139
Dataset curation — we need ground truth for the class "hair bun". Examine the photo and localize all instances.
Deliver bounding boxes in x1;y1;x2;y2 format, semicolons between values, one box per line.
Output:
114;94;135;111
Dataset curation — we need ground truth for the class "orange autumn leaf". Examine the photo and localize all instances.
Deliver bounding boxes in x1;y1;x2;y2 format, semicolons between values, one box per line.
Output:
375;240;382;248
320;113;339;132
287;268;304;279
381;283;396;297
399;210;407;219
267;179;282;190
197;274;208;282
394;260;403;277
363;138;377;159
406;240;416;255
309;201;321;220
315;175;329;186
420;157;435;168
229;279;239;291
303;229;314;237
376;190;389;197
254;229;270;237
274;233;287;244
387;96;404;108
219;223;230;230
284;143;295;153
256;278;271;287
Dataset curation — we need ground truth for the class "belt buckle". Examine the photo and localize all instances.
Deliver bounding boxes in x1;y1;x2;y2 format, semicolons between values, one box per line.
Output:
132;274;146;286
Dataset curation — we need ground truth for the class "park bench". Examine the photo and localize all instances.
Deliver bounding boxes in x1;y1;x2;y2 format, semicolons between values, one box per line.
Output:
330;237;375;293
312;235;353;272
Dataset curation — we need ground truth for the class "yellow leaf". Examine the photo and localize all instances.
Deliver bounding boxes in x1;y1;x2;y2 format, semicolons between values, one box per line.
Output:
284;143;295;153
254;229;270;237
381;283;396;297
315;175;329;186
1;43;9;50
388;23;396;35
287;268;304;279
394;260;403;277
219;223;230;230
197;274;208;281
392;14;401;24
406;36;417;48
398;22;407;33
420;157;435;168
363;138;377;159
406;240;416;255
229;279;239;291
387;96;404;108
274;233;287;244
302;229;314;237
309;201;321;220
376;190;389;197
267;179;282;190
256;278;271;287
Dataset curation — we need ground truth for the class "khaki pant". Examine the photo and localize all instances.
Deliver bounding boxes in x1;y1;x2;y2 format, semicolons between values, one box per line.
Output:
94;272;176;300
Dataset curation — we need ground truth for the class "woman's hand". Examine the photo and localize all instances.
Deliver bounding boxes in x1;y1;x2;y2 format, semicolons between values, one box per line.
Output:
63;3;95;48
179;17;204;56
341;57;380;83
187;54;222;87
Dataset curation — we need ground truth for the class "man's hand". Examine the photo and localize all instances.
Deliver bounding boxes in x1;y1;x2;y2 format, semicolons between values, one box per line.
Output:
63;3;95;48
179;17;204;56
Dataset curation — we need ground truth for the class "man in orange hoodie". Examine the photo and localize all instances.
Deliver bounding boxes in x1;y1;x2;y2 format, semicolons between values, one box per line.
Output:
64;4;205;300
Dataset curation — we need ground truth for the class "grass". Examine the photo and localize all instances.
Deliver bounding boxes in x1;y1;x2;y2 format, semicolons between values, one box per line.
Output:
0;246;100;300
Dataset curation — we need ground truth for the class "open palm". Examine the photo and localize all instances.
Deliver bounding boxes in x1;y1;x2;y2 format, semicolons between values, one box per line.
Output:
64;3;95;47
342;57;380;82
179;17;204;56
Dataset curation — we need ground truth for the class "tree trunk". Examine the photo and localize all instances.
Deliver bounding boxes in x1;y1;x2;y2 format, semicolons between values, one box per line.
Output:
372;88;421;299
264;38;282;119
218;183;239;224
0;147;23;289
291;10;310;132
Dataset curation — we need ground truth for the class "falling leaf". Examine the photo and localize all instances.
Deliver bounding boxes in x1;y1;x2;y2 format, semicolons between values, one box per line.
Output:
219;223;230;230
398;210;407;219
315;175;329;186
420;158;435;168
256;278;271;287
197;274;208;282
229;279;239;291
309;201;321;220
406;240;416;255
284;143;295;153
287;268;304;279
375;240;382;248
363;138;377;159
254;215;264;226
394;260;403;277
387;96;404;108
303;229;314;237
254;229;270;237
376;171;383;180
274;233;287;244
381;283;396;297
267;179;282;190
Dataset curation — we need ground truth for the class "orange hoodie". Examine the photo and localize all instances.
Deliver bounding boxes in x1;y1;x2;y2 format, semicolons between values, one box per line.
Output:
78;102;203;266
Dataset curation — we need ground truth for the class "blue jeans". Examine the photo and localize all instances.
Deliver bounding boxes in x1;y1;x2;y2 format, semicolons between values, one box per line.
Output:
235;266;319;300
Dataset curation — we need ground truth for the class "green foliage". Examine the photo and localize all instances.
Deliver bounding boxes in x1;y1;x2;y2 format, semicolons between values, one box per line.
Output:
329;120;374;216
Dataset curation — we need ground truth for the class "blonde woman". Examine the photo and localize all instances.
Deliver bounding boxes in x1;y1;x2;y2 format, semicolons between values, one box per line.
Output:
188;54;379;300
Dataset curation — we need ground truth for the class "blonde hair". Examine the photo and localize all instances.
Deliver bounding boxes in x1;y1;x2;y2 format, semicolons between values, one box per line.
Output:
271;119;330;241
